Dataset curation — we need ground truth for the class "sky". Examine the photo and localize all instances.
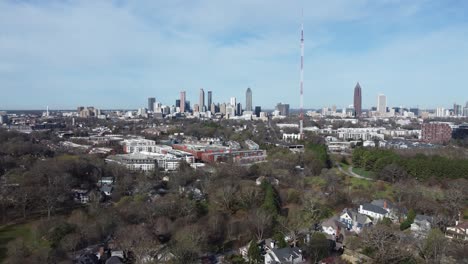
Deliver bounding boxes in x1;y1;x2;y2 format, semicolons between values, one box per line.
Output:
1;0;468;110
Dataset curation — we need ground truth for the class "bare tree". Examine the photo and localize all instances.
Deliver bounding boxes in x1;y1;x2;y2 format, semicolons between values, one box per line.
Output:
248;209;272;241
416;229;448;264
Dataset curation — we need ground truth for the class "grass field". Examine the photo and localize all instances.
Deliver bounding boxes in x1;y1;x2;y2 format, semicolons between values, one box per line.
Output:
0;222;49;262
351;167;375;178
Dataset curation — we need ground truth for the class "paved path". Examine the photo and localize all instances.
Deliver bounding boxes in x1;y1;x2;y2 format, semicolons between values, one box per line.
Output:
335;162;373;181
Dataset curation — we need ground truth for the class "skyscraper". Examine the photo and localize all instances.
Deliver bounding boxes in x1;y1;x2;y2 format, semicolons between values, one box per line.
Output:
180;91;186;113
276;103;290;116
230;97;236;107
353;83;362;117
208;91;212;109
199;88;205;112
245;87;252;112
377;94;387;115
148;97;155;112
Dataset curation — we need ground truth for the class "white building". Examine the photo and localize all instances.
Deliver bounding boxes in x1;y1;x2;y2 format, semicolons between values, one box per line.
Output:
377;94;387;115
122;138;157;153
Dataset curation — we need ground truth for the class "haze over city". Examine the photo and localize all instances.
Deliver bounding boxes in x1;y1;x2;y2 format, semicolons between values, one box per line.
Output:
1;0;468;110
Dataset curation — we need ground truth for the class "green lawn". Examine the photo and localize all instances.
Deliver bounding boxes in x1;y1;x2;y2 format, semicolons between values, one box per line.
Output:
0;223;49;262
352;167;375;178
348;177;373;190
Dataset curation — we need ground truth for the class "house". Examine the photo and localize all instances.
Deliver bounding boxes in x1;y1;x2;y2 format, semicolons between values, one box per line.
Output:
321;217;346;239
370;199;407;222
410;215;433;236
358;203;389;221
446;220;468;240
339;209;373;233
98;177;114;186
71;188;90;204
239;239;277;261
100;185;113;196
264;247;305;264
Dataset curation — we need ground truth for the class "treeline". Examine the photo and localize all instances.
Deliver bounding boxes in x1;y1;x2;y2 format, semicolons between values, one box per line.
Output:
352;148;468;181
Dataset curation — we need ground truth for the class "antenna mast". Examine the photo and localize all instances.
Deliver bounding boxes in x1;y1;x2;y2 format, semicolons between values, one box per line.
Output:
299;10;304;139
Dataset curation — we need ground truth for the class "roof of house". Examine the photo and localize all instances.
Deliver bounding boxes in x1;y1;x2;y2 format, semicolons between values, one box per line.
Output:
415;214;433;223
341;209;371;225
361;203;388;215
322;217;346;229
371;199;394;209
268;247;302;263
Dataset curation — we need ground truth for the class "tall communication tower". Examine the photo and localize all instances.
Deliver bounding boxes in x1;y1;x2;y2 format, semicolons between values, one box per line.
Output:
299;12;304;139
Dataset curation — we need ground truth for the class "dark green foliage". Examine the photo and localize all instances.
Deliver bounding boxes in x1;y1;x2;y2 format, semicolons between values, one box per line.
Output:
261;182;280;216
400;209;416;230
247;240;262;264
352;148;468;180
46;223;76;248
273;233;288;248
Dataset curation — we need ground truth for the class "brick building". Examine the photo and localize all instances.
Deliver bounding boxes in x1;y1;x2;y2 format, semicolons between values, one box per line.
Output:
421;123;452;144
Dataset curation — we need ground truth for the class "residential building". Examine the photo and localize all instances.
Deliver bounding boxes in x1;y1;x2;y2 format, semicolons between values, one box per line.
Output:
121;138;157;153
265;247;305;264
358;203;389;221
353;82;362;117
421;122;453;144
446;219;468;240
339;209;373;233
410;215;433;237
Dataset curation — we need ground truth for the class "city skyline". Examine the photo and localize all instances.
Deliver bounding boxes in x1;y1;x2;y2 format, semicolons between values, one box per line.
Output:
1;1;468;110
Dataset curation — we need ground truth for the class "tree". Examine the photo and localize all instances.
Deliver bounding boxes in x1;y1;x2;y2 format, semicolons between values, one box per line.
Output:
417;229;448;264
115;224;159;264
361;224;413;263
303;232;330;264
247;240;262;264
248;209;273;241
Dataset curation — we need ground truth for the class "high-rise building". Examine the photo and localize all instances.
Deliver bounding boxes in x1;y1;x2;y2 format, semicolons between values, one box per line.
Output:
148;97;156;112
220;103;227;115
208;91;212;109
377;94;387;115
436;107;446;117
199;88;205;112
175;99;181;108
245;87;253;112
453;103;462;116
230;97;236;107
236;103;242;116
180;91;186;113
276;103;290;116
254;106;261;117
409;108;420;117
353;83;362;117
422;123;452;144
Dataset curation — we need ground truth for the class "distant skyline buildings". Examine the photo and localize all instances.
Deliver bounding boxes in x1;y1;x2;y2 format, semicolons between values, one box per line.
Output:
377;94;387;114
148;97;155;112
245;88;252;112
353;83;362;117
180;91;186;113
199;88;205;112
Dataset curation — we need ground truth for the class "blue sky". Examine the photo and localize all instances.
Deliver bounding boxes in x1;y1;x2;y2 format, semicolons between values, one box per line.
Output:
1;0;468;110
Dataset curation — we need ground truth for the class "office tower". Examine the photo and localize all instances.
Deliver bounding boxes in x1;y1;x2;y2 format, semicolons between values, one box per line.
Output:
453;103;462;116
193;104;200;113
180;91;186;113
254;106;261;117
220;103;227;115
148;97;156;112
208;91;212;109
210;103;216;114
236;103;242;116
199;88;205;112
353;82;362;117
377;94;387;115
245;87;252;111
276;103;290;116
230;97;236;107
410;108;420;117
176;99;181;108
185;101;191;112
436;107;446;117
